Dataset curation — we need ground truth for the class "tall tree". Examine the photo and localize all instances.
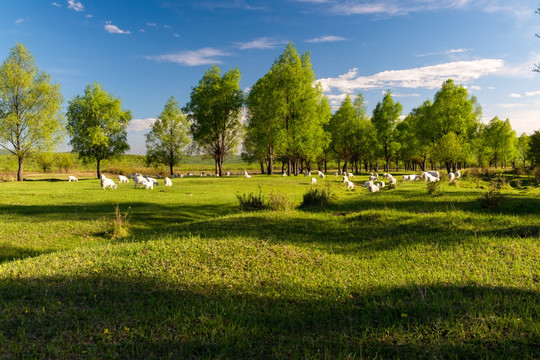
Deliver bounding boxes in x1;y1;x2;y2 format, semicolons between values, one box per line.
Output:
371;90;402;171
0;44;64;181
146;96;190;176
483;116;517;168
515;132;530;167
527;130;540;166
328;94;360;173
67;82;131;178
184;65;243;177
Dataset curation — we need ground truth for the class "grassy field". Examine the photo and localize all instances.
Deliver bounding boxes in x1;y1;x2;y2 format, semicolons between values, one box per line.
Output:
0;172;539;359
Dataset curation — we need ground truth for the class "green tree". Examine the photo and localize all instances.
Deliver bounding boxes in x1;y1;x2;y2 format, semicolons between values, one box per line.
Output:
35;152;55;173
483;116;517;168
184;65;243;177
515;132;530;167
528;130;540;166
67;83;131;178
371;91;402;171
55;153;74;172
0;44;64;181
146;96;190;176
328;94;360;173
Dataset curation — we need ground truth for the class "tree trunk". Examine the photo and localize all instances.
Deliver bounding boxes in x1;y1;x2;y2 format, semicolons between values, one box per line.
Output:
268;156;274;175
170;163;174;177
96;159;101;179
342;161;348;174
324;160;327;173
260;161;265;174
17;156;23;182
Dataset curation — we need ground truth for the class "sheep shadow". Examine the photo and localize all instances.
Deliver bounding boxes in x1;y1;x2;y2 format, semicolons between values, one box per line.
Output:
1;273;537;359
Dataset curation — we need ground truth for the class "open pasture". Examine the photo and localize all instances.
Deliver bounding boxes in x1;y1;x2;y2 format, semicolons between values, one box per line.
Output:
0;173;539;359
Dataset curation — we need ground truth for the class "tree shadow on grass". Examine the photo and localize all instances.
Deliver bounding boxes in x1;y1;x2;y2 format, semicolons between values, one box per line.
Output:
0;243;54;264
0;273;537;359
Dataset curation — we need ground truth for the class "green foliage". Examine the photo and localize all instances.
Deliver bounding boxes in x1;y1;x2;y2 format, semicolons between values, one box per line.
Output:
34;152;55;172
477;185;505;212
300;184;332;208
0;43;64;181
111;202;131;239
236;187;268;212
184;66;243;177
146;96;190;176
483;116;517;168
328;94;360;172
371;91;402;170
528;130;540;166
426;180;444;196
55;153;74;172
66;82;131;178
268;191;293;211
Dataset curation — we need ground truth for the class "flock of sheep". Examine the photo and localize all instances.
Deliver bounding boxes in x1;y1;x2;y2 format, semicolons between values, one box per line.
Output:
67;169;462;192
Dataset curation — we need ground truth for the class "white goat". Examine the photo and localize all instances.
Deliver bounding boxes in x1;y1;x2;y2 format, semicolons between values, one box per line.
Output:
145;176;159;186
318;170;325;178
377;181;386;188
342;175;349;183
455;170;461;179
118;175;129;184
283;172;287;176
68;175;78;182
346;180;355;190
164;177;172;186
311;177;317;185
361;180;373;188
447;172;455;182
347;172;355;178
244;171;251;179
134;174;147;188
368;183;380;193
102;178;117;190
389;177;397;186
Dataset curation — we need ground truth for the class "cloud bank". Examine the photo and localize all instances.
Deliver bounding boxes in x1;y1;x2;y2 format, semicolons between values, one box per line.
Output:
146;48;230;66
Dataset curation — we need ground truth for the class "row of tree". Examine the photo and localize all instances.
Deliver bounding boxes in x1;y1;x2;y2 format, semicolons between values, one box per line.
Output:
1;43;540;181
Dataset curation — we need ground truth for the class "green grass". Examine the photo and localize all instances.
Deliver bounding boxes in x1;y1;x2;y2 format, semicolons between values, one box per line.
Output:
0;173;539;359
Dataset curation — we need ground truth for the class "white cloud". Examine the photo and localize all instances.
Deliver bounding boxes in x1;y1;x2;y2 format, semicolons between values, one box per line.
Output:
235;37;285;50
163;24;172;29
416;48;472;57
139;29;146;33
318;59;505;93
525;91;540;97
382;90;421;98
128;118;157;132
329;0;472;16
104;22;131;34
470;85;482;90
52;2;61;7
490;103;540;135
85;14;92;18
509;93;522;98
306;35;347;43
67;0;84;12
174;33;180;38
14;18;24;24
146;48;231;66
147;22;157;26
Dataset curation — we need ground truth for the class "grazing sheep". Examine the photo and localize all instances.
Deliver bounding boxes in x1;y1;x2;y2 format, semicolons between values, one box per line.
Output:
346;180;355;190
428;171;440;179
342;175;349;183
244;171;251;179
455;170;461;179
447;172;455;182
361;180;373;188
369;175;378;181
389;177;397;186
347;172;355;178
424;173;439;183
68;175;78;182
368;183;380;193
383;173;391;179
377;181;385;188
164;177;172;186
145;176;159;186
311;177;317;185
403;175;410;181
142;179;153;190
102;178;117;190
134;174;147;188
283;172;287;176
118;175;129;184
318;170;325;178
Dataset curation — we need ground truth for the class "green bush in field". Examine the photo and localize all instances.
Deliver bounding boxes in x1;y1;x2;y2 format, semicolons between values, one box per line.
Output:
426;180;444;196
300;184;333;208
236;188;268;212
477;185;505;211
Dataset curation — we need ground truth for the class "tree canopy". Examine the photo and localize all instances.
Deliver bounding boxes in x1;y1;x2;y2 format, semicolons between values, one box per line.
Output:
66;82;131;178
146;96;190;176
371;91;402;171
184;65;244;177
0;43;64;181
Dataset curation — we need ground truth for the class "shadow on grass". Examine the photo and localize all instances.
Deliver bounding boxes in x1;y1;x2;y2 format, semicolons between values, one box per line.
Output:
0;243;53;264
1;274;537;359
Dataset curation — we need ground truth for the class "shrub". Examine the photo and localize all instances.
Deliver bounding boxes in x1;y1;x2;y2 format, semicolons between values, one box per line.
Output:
55;154;74;172
268;191;292;211
236;188;268;212
477;186;504;212
300;185;332;208
111;203;131;239
426;181;444;196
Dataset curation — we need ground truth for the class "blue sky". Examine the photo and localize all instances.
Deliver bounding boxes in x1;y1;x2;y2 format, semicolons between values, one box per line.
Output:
2;0;540;154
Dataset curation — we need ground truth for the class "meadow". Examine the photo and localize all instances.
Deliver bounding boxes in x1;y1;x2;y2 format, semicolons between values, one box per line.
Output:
0;170;538;359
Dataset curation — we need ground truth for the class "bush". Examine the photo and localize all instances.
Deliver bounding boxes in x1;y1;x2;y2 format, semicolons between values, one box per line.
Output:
426;181;444;196
477;186;504;212
111;203;131;239
236;188;268;212
300;185;332;208
268;191;292;211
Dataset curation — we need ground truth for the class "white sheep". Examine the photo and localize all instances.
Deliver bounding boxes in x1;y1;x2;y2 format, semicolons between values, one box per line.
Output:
143;179;154;190
145;176;159;186
369;175;378;181
311;177;317;185
447;172;455;182
164;177;172;186
424;173;439;183
118;175;129;184
318;170;325;178
342;175;349;183
389;177;397;186
368;183;380;193
68;175;78;182
102;178;117;190
347;172;355;178
134;174;147;188
244;171;251;179
283;172;287;176
428;171;440;179
346;180;355;190
403;175;410;181
361;180;373;188
377;181;386;188
455;170;461;179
